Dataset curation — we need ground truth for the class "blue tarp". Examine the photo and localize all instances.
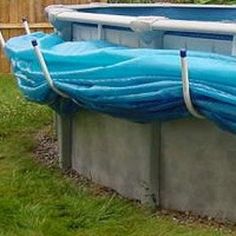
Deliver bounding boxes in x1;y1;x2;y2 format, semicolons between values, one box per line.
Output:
5;32;236;133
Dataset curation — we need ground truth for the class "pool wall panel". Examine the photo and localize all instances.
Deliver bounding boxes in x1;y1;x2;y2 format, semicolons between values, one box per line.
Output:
160;119;236;221
73;24;97;41
163;34;232;54
73;24;162;48
58;111;236;222
71;110;160;206
72;23;234;54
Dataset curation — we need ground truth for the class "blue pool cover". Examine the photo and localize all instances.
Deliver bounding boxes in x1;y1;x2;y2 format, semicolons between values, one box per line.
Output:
5;32;236;133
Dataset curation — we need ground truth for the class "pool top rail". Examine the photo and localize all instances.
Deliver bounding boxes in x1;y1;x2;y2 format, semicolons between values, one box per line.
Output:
46;3;236;35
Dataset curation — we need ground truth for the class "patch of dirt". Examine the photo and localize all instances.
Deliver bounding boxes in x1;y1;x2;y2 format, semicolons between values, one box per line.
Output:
33;126;59;168
33;126;118;198
157;209;235;234
33;126;236;234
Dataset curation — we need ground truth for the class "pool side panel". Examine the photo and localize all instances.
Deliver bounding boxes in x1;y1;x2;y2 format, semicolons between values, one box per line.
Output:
160;119;236;222
72;23;233;54
71;110;160;206
72;23;162;48
163;34;232;54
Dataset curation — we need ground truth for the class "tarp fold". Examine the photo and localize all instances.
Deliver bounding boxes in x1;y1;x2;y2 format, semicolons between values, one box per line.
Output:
5;32;236;133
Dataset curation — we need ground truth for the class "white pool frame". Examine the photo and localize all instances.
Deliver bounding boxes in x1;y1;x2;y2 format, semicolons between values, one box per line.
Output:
46;3;236;36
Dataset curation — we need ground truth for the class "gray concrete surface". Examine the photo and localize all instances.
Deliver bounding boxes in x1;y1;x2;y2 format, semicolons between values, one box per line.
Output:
58;111;236;222
71;110;160;206
160;118;236;222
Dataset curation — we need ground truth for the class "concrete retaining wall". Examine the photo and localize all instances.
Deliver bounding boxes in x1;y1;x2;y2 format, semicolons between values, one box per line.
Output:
58;111;236;222
71;110;160;206
160;119;236;222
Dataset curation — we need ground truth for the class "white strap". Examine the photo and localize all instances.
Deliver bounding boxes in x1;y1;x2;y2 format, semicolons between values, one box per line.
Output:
32;40;69;98
180;49;204;119
97;24;103;40
232;35;236;56
22;18;31;35
0;31;5;48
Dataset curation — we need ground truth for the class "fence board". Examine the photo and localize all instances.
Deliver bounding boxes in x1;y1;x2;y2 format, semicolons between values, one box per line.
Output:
0;0;94;73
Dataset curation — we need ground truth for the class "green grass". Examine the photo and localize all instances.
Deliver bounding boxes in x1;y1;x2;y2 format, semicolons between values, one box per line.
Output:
0;74;234;236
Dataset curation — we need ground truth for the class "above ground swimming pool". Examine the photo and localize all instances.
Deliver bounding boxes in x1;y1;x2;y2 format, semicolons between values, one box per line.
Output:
3;3;236;222
42;4;236;222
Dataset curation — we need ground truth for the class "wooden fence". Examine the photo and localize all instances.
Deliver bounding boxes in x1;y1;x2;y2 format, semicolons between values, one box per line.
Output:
0;0;91;73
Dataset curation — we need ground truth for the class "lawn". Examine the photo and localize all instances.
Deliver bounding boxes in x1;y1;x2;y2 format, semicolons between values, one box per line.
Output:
0;74;234;236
